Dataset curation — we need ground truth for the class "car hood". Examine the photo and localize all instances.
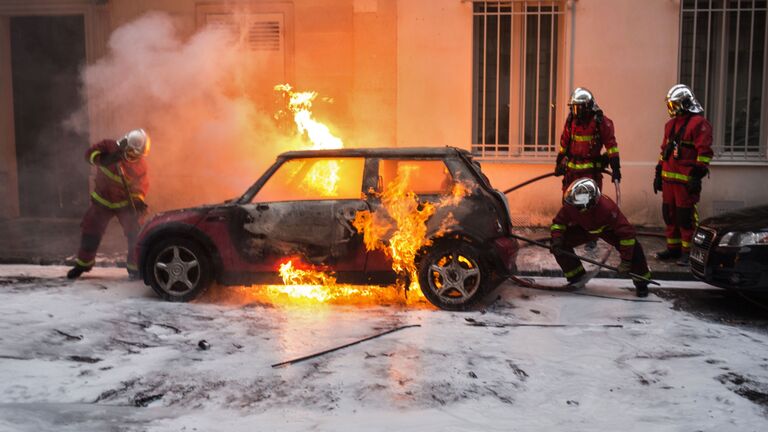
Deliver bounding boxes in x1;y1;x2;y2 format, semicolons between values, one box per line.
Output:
700;204;768;232
141;204;224;233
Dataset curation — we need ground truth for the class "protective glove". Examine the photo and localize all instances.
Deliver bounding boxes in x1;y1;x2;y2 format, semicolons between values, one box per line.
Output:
554;154;567;177
617;260;632;275
133;199;148;213
550;237;565;257
686;176;702;195
99;150;124;166
653;164;663;194
608;157;621;183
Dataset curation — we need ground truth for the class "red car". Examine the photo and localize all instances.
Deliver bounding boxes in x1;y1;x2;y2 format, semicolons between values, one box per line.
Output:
136;147;519;310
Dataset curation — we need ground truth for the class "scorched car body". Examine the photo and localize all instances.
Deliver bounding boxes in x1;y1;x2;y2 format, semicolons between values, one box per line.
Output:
136;147;519;310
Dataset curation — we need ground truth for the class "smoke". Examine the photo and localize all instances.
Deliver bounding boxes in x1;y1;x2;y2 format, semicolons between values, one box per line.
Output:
66;12;310;210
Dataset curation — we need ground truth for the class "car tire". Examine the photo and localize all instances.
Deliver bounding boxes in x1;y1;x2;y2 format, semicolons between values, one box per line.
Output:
418;239;493;311
146;238;213;302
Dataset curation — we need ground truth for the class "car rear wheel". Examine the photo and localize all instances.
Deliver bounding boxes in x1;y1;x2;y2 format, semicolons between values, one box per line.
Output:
418;239;493;311
146;238;212;302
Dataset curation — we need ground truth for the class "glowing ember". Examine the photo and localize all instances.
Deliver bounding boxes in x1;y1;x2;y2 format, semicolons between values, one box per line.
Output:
274;83;342;197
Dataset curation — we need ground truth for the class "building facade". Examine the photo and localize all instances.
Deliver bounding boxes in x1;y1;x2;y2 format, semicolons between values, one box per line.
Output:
0;0;766;225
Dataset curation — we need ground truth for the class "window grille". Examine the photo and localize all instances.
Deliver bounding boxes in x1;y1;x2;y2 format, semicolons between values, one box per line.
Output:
471;1;566;161
679;0;767;161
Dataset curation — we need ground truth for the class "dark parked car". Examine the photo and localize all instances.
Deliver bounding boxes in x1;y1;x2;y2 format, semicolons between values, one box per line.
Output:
136;147;519;310
690;205;768;291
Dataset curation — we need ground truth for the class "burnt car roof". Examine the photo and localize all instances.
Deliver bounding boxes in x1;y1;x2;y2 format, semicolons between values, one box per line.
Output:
701;204;768;231
278;146;472;159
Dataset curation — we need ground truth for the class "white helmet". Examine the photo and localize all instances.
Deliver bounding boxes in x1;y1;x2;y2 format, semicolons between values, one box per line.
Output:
120;129;150;161
666;84;703;117
564;178;601;209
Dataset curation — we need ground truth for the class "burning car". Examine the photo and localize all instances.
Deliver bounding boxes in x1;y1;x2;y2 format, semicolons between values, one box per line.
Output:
136;147;519;310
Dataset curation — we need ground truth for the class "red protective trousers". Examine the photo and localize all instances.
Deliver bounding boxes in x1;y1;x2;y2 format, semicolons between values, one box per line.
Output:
661;182;698;254
75;202;145;272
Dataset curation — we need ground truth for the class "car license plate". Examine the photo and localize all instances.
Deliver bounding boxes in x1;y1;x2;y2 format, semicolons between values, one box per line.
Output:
690;247;706;263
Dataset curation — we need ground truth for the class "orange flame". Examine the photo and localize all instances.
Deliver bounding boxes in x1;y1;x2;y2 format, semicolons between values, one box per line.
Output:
274;83;341;197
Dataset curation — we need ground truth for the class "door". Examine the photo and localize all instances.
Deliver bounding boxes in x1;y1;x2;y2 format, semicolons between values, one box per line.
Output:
234;157;368;272
10;15;89;218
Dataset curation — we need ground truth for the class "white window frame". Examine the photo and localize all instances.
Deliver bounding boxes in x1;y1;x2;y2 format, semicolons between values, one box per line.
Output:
678;0;768;164
471;0;568;162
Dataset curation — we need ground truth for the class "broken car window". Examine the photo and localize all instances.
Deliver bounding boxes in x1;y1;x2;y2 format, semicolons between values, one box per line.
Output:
253;157;365;202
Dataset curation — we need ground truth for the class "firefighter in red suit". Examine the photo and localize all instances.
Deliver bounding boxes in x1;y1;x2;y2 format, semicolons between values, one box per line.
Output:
67;129;150;279
554;88;622;190
550;178;651;297
653;84;713;266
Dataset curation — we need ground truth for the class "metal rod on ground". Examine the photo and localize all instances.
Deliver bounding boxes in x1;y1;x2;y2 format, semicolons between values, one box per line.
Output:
506;232;661;286
271;324;421;368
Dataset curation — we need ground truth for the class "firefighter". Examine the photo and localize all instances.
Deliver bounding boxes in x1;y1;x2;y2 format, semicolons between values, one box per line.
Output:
66;129;150;279
550;178;651;297
653;84;713;266
554;88;622;191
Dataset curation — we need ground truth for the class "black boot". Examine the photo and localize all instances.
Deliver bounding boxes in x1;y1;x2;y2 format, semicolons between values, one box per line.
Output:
66;265;91;279
128;269;140;281
634;281;649;298
676;253;690;267
655;249;681;261
565;273;588;290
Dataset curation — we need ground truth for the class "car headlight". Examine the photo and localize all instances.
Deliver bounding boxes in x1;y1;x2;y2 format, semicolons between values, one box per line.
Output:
718;231;768;247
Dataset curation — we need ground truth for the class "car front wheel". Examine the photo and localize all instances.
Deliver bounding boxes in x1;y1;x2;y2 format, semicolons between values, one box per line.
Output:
146;238;213;302
418;239;493;311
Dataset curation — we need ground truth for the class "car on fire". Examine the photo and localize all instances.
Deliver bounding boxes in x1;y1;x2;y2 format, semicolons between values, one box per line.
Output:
136;147;519;310
690;204;768;292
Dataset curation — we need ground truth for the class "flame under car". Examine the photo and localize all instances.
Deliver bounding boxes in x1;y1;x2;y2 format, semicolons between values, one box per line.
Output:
136;147;519;311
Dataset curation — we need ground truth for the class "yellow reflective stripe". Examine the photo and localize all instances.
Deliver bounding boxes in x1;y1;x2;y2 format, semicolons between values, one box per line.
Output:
680;140;694;146
564;265;585;278
572;135;595;142
89;150;101;165
559;146;566;154
662;170;690;182
696;155;711;163
681;240;691;248
551;224;566;231
127;263;138;271
76;258;94;267
99;165;124;184
567;161;595;170
606;146;619;155
658;154;664;161
667;238;682;245
91;191;129;209
619;238;636;246
588;225;608;234
632;271;652;282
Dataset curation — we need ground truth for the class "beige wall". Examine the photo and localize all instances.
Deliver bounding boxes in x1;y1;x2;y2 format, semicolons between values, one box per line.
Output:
1;0;766;223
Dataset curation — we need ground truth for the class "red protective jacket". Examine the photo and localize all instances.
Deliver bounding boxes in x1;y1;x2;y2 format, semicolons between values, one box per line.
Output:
559;112;619;174
85;139;148;209
550;195;638;261
659;113;713;183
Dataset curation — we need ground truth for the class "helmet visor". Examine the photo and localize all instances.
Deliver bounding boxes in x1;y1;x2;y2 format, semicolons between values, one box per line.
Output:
667;100;682;117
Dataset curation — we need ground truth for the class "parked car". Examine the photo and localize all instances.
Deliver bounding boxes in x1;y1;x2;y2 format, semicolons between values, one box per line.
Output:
690;204;768;292
136;147;519;310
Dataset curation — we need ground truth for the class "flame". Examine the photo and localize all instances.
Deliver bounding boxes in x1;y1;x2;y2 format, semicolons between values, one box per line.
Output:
275;83;342;197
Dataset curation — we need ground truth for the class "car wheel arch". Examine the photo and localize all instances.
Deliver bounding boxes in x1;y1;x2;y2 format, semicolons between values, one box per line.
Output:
139;223;223;285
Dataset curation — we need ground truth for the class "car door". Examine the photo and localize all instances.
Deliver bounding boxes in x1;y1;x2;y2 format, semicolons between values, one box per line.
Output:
233;156;369;272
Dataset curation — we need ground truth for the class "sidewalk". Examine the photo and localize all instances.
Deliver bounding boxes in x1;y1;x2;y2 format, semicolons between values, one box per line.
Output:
0;220;695;280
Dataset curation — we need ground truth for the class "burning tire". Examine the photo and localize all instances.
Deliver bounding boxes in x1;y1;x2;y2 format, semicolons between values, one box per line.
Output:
418;240;493;311
146;238;213;302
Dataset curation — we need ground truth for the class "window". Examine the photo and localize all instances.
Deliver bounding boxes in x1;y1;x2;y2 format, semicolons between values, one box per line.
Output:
254;158;365;202
378;160;453;195
472;1;565;160
679;0;768;161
